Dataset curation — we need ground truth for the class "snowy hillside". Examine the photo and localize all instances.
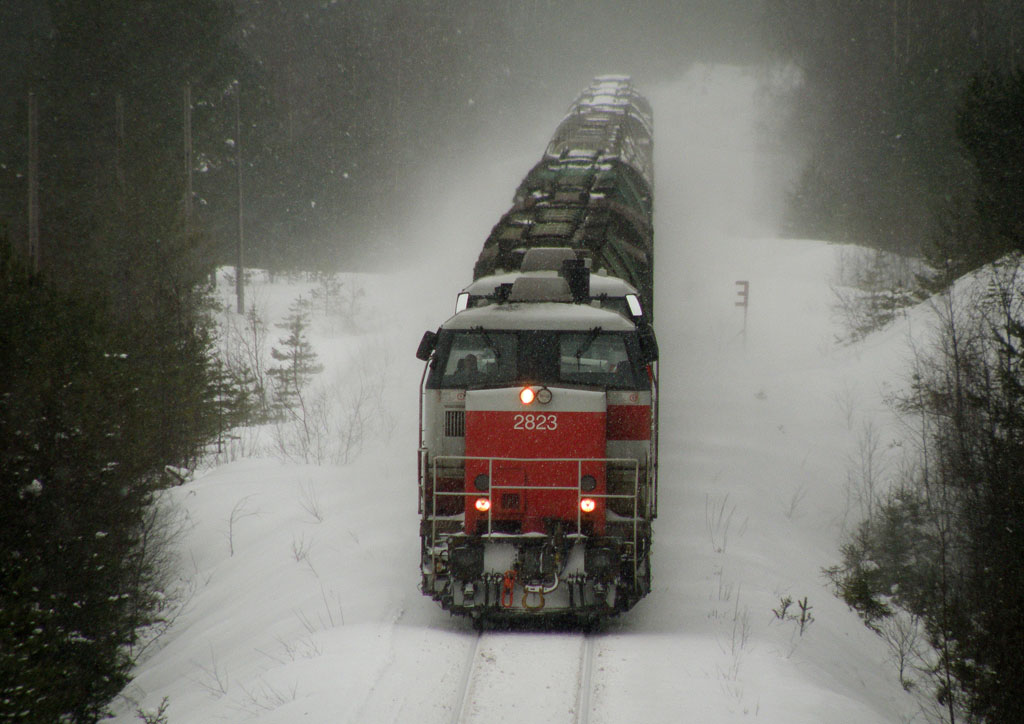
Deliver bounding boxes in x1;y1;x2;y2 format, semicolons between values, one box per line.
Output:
111;66;924;723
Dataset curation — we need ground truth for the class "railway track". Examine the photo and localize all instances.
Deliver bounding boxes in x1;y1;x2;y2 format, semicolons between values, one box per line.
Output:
452;629;598;724
575;634;597;724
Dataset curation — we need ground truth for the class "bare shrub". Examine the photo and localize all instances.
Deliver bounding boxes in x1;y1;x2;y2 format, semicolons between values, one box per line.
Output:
705;492;736;554
841;420;891;532
126;495;196;662
270;342;393;465
831;246;930;343
220;292;272;420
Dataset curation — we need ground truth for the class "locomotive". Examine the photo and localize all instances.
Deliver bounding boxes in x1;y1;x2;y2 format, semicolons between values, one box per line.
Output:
416;76;657;624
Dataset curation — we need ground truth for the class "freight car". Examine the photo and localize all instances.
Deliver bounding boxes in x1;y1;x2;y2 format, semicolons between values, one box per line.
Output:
472;75;654;317
416;77;657;625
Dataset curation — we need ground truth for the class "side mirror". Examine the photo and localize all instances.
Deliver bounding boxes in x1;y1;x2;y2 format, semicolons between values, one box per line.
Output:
455;292;470;313
637;324;658;364
416;330;438;361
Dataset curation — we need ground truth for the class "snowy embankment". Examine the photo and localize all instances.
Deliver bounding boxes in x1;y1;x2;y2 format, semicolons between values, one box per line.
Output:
112;66;924;723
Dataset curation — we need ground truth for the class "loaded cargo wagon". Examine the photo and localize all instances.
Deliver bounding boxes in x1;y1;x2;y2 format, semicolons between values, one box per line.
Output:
471;76;654;320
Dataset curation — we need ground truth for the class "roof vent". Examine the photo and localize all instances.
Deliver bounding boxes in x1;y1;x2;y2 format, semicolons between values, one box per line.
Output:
520;247;579;272
508;277;573;303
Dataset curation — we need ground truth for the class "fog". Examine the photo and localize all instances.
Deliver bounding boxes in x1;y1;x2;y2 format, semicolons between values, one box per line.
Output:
232;0;769;268
0;1;768;271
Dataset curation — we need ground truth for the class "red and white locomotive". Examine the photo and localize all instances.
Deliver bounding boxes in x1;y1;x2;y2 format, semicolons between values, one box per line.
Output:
416;77;657;624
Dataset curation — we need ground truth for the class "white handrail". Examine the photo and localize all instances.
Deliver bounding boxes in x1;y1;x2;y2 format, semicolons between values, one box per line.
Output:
424;454;648;594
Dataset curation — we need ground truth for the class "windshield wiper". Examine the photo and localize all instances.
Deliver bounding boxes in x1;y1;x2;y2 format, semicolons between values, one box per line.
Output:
574;326;603;363
474;326;502;362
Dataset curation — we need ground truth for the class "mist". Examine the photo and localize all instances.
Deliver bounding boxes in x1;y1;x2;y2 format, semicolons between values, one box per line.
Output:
230;0;770;269
0;1;768;272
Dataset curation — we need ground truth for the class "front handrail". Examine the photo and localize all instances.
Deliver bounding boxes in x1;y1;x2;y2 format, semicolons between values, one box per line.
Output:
423;454;645;592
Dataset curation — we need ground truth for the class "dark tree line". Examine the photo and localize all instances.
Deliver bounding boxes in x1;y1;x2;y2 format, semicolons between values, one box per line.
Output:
829;264;1024;723
768;5;1024;721
3;1;764;272
764;0;1024;271
0;2;254;721
0;242;236;722
952;69;1024;273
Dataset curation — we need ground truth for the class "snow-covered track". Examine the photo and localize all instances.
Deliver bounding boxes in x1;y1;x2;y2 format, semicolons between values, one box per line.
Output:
451;631;484;724
574;634;597;724
453;629;596;724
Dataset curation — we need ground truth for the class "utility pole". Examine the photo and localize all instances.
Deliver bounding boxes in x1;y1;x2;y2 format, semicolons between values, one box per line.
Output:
115;94;126;215
27;91;39;274
234;80;245;315
183;84;193;234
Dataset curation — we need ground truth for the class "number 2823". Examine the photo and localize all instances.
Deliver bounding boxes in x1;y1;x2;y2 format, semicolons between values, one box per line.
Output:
513;413;558;431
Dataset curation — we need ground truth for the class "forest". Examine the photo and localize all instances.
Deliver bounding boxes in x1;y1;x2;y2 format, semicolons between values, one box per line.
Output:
1;1;1024;721
765;2;1024;722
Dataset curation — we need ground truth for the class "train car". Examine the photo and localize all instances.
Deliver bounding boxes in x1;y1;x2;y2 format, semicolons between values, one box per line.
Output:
416;268;658;624
472;76;655;318
416;76;657;626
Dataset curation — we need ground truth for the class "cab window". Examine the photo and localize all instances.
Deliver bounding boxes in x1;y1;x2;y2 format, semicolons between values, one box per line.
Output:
438;331;516;387
559;332;636;387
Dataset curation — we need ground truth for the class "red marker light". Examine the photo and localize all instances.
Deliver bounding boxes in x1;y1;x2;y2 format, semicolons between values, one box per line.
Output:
475;498;492;512
580;498;597;513
519;387;536;405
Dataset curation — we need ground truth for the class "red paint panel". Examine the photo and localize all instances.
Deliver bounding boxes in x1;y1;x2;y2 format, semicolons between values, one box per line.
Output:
607;404;651;441
466;410;605;459
464;410;606;534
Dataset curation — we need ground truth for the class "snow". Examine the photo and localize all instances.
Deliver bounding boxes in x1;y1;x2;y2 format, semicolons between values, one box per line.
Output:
110;65;927;723
442;300;635;331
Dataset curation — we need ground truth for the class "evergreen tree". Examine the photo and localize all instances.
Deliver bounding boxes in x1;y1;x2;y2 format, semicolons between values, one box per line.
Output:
0;246;172;722
268;298;323;416
829;265;1024;722
0;3;258;719
764;0;1024;257
956;69;1024;257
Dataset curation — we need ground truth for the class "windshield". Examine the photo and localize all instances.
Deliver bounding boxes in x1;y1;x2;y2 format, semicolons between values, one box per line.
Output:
427;329;645;390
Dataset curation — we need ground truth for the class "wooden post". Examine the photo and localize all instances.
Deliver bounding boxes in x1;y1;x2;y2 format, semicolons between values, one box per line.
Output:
27;91;39;274
735;280;749;345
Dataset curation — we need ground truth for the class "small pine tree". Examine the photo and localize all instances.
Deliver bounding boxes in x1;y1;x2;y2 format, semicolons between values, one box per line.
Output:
268;298;323;416
310;271;344;317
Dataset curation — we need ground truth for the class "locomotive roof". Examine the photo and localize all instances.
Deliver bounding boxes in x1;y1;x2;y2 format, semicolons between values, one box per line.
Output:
461;270;638;298
441;300;636;332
